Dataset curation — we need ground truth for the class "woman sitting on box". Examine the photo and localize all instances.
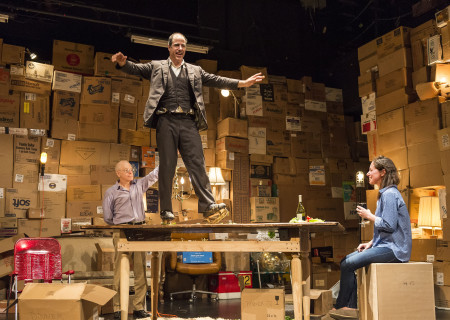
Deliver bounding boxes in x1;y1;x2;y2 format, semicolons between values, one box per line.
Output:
329;156;412;320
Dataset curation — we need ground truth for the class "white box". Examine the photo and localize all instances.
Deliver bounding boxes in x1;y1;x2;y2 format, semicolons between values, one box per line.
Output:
52;70;82;93
37;174;68;192
361;92;376;114
25;61;54;83
286;116;301;131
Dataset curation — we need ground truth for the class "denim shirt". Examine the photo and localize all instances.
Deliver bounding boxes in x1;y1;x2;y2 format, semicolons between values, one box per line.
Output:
373;185;412;262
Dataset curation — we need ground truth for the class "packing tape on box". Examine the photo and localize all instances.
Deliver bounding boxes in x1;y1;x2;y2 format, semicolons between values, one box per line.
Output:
415;82;439;101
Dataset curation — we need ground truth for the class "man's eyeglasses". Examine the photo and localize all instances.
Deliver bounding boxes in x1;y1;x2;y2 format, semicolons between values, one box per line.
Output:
120;169;134;173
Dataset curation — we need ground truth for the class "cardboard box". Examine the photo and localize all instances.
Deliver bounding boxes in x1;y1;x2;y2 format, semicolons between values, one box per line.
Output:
409;162;444;187
60;140;110;166
66;201;103;218
374;88;415;116
35;191;66;219
250;197;280;222
376;68;412;97
378;48;412;77
217;118;248;139
90;165;116;185
52;70;82;93
14;135;41;165
404;97;440;125
50;117;78;141
357;263;434;320
241;289;284;320
250;154;273;164
0;135;14;188
435;284;450;308
411;239;436;262
376;107;404;135
25;61;54;83
378;129;406;154
18;283;115;320
0;92;20;127
406;118;439;146
52;40;95;75
10;76;51;95
81;77;111;105
13;162;39;189
109;143;131;164
77;123;117;143
407;140;440;167
67;185;101;201
111;77;143;96
216;136;249;154
376;26;411;58
119;129;149;146
359;54;378;75
19;93;50;130
119;105;137;130
216;150;234;170
94;52;120;77
1;44;25;65
358;39;377;61
78;104;111;125
17;218;61;237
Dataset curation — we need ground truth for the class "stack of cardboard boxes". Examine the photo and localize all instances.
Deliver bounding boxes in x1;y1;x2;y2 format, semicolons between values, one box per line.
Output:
358;7;450;308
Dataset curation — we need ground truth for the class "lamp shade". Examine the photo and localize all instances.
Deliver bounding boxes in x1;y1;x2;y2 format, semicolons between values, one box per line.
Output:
208;167;226;186
418;196;442;228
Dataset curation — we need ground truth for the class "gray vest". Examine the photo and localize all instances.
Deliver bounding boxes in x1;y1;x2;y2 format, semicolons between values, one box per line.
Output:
158;65;195;113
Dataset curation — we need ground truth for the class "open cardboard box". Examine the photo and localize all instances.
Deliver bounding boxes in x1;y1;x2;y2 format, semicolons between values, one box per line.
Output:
18;282;115;320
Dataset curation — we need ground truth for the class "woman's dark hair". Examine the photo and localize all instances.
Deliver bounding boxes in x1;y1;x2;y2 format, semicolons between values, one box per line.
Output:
372;155;400;189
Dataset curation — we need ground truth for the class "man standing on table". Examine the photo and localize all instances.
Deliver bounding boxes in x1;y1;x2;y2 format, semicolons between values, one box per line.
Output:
112;32;265;222
103;160;158;320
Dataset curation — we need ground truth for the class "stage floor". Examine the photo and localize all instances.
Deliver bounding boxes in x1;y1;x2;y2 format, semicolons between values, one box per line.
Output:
99;297;450;319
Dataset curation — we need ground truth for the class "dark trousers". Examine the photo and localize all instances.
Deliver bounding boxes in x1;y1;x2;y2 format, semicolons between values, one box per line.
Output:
156;113;215;213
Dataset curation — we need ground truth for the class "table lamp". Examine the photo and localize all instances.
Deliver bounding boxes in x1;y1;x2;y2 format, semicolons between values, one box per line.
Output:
418;196;442;238
208;167;226;201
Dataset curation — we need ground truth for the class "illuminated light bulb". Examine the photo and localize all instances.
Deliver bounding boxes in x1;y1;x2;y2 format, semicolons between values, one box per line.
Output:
221;89;230;97
40;152;47;164
180;176;185;184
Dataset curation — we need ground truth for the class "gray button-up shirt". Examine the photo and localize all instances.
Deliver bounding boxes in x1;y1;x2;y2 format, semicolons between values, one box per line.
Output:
102;167;159;225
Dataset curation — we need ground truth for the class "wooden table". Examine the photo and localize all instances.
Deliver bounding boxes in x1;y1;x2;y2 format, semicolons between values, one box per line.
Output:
86;222;344;320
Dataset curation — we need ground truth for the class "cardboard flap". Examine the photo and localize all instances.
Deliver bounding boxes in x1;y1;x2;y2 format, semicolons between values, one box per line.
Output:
19;283;85;300
81;284;116;305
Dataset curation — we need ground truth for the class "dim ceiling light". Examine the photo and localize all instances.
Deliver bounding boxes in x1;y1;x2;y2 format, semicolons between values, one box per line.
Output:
130;34;211;54
0;14;8;23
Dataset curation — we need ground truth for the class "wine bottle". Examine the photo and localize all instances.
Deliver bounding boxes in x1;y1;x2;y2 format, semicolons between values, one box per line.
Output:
296;195;306;221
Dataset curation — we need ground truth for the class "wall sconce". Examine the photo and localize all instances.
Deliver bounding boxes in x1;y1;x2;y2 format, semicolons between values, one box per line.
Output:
26;49;37;60
221;89;240;118
418;196;442;238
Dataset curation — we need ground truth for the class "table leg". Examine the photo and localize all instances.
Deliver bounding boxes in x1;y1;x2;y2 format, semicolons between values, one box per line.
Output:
151;252;160;320
120;252;130;320
302;253;311;320
291;254;303;320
